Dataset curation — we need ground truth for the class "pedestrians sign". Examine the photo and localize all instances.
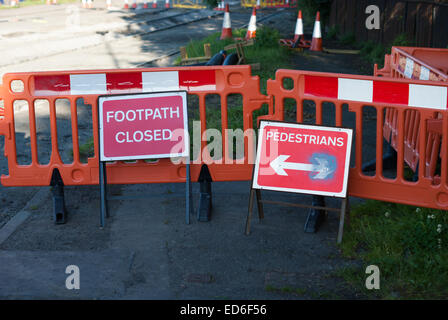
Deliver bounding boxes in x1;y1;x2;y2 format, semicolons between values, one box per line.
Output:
252;121;353;198
98;91;189;161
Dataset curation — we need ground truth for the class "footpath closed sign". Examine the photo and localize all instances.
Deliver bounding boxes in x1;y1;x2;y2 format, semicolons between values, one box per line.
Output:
252;121;353;198
99;91;188;161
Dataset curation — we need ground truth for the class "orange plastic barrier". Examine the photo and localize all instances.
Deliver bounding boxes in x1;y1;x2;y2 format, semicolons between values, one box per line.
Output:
0;66;270;187
266;69;448;210
375;47;448;183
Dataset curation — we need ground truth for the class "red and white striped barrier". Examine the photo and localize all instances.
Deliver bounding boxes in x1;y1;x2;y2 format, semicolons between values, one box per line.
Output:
305;75;448;110
33;70;217;96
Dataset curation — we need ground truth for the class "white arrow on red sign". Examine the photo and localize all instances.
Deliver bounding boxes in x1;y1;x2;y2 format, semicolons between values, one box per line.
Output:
269;155;334;180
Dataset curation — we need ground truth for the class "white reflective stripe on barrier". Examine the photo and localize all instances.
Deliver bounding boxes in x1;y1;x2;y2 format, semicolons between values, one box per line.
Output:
338;78;373;103
70;74;107;95
409;84;448;110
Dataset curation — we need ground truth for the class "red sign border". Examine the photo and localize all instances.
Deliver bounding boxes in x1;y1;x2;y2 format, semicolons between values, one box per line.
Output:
252;120;354;198
98;91;189;162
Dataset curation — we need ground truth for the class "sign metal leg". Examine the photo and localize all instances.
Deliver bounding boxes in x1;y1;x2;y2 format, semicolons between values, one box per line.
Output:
245;189;255;235
337;197;348;244
99;161;109;228
186;160;194;224
255;189;264;220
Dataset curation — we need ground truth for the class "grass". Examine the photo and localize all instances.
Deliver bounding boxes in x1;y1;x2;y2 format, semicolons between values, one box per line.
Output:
326;28;415;74
338;200;448;299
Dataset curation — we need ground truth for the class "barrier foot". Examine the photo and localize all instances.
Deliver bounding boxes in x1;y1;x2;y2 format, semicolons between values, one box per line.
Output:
197;165;212;222
304;195;326;233
362;143;397;172
50;169;67;225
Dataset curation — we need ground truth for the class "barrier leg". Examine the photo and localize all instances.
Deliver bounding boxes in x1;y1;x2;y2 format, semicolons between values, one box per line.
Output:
304;195;326;233
50;169;67;225
197;165;212;222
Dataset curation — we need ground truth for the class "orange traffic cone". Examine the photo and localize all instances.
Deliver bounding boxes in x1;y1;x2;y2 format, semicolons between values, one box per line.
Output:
245;7;257;40
220;4;232;40
293;10;304;43
165;0;169;8
310;11;323;52
152;0;157;8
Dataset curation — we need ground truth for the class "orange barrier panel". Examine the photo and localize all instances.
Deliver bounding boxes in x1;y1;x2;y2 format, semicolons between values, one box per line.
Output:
266;69;448;210
375;47;448;183
0;66;270;187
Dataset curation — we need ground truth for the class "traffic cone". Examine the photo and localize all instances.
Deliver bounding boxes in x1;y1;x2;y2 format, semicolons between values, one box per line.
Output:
256;0;260;9
106;0;112;9
310;11;323;52
220;4;232;40
293;10;304;43
165;0;169;8
143;0;148;8
245;7;257;40
152;0;157;8
132;0;137;9
87;0;93;8
124;0;129;9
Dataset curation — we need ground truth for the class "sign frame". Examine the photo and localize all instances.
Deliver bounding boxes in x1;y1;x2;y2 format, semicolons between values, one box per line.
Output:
246;120;354;243
98;91;189;162
251;120;353;198
96;91;193;228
